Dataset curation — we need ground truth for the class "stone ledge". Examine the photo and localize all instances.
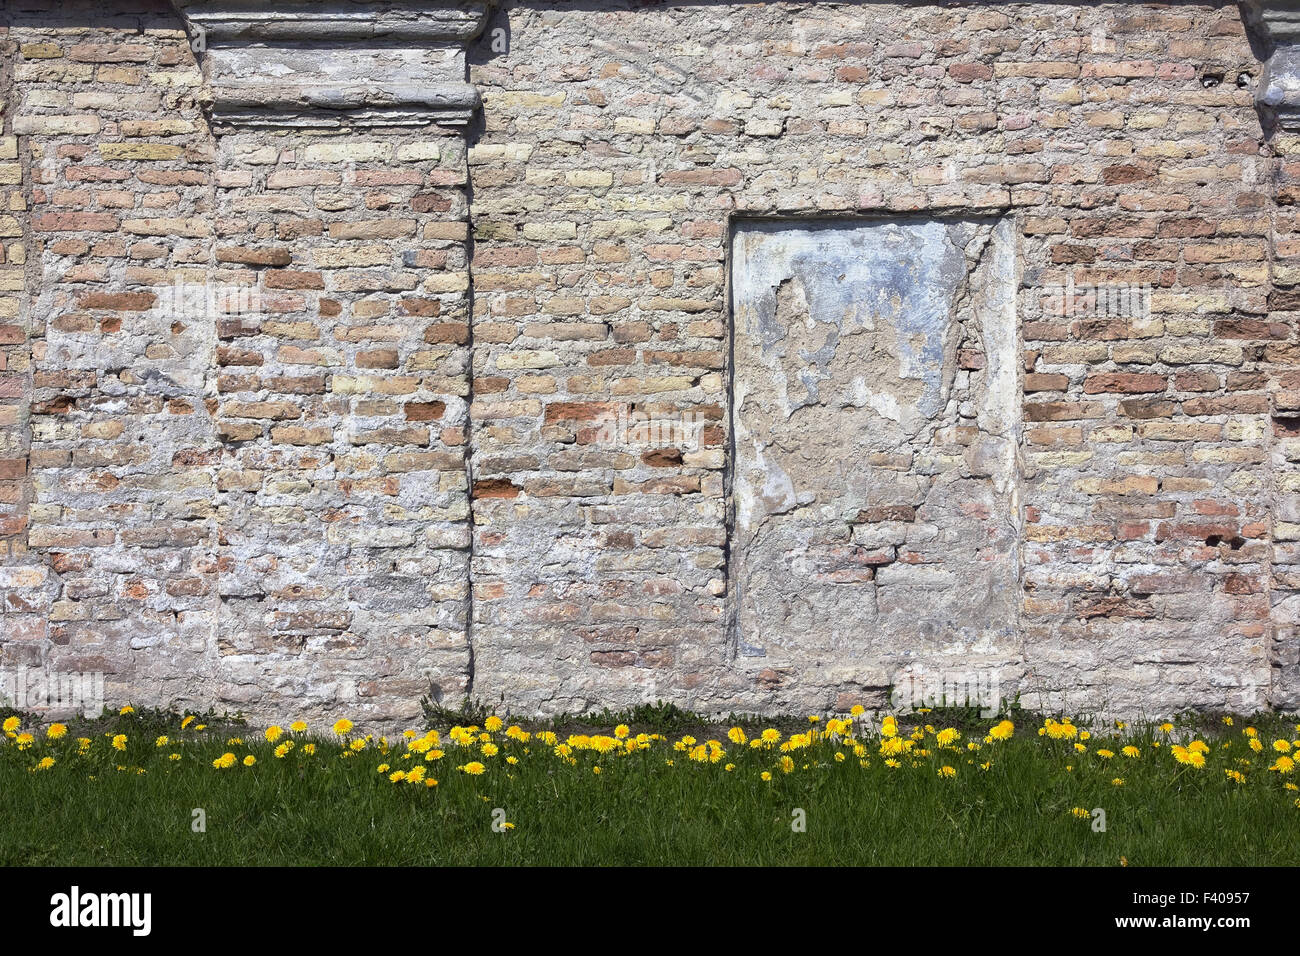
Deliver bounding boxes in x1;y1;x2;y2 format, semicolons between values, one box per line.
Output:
170;0;496;131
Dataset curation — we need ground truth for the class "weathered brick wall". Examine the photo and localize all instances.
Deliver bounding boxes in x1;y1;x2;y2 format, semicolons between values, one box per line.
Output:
0;0;1296;724
466;0;1279;717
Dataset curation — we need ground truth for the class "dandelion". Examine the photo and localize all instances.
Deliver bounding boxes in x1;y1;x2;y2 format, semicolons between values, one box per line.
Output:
1269;755;1295;775
938;765;956;779
1070;807;1090;820
47;723;68;740
155;736;169;748
265;726;283;743
243;755;256;767
614;724;630;740
760;771;772;781
111;734;127;752
484;715;504;733
35;757;55;771
989;720;1014;741
1122;746;1141;759
460;761;486;776
332;719;353;736
1111;778;1124;786
2;716;20;734
213;753;236;769
1171;746;1206;769
181;716;195;730
291;721;307;733
119;706;134;716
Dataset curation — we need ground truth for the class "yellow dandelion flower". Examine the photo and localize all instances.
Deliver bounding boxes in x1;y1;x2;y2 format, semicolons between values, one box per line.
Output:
111;734;127;752
119;706;134;716
243;755;256;767
265;726;283;743
938;765;956;778
332;719;353;736
3;716;20;734
460;761;486;775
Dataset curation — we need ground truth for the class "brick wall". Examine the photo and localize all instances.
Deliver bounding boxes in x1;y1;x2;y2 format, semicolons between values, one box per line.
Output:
0;0;1295;724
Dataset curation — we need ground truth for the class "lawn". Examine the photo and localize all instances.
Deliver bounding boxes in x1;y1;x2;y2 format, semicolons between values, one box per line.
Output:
2;704;1298;866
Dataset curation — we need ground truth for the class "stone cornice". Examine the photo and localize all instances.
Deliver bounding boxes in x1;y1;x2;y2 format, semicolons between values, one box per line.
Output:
1244;0;1300;132
170;1;496;131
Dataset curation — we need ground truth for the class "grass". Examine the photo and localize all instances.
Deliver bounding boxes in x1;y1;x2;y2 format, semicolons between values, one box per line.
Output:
2;705;1298;866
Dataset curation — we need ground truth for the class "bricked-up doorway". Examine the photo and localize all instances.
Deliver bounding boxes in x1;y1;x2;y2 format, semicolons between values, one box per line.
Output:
728;217;1022;707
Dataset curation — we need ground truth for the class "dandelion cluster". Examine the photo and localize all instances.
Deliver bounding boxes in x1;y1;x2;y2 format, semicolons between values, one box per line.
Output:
3;708;1299;835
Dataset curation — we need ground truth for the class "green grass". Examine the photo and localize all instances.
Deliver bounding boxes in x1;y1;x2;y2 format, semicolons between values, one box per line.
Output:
2;708;1298;866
